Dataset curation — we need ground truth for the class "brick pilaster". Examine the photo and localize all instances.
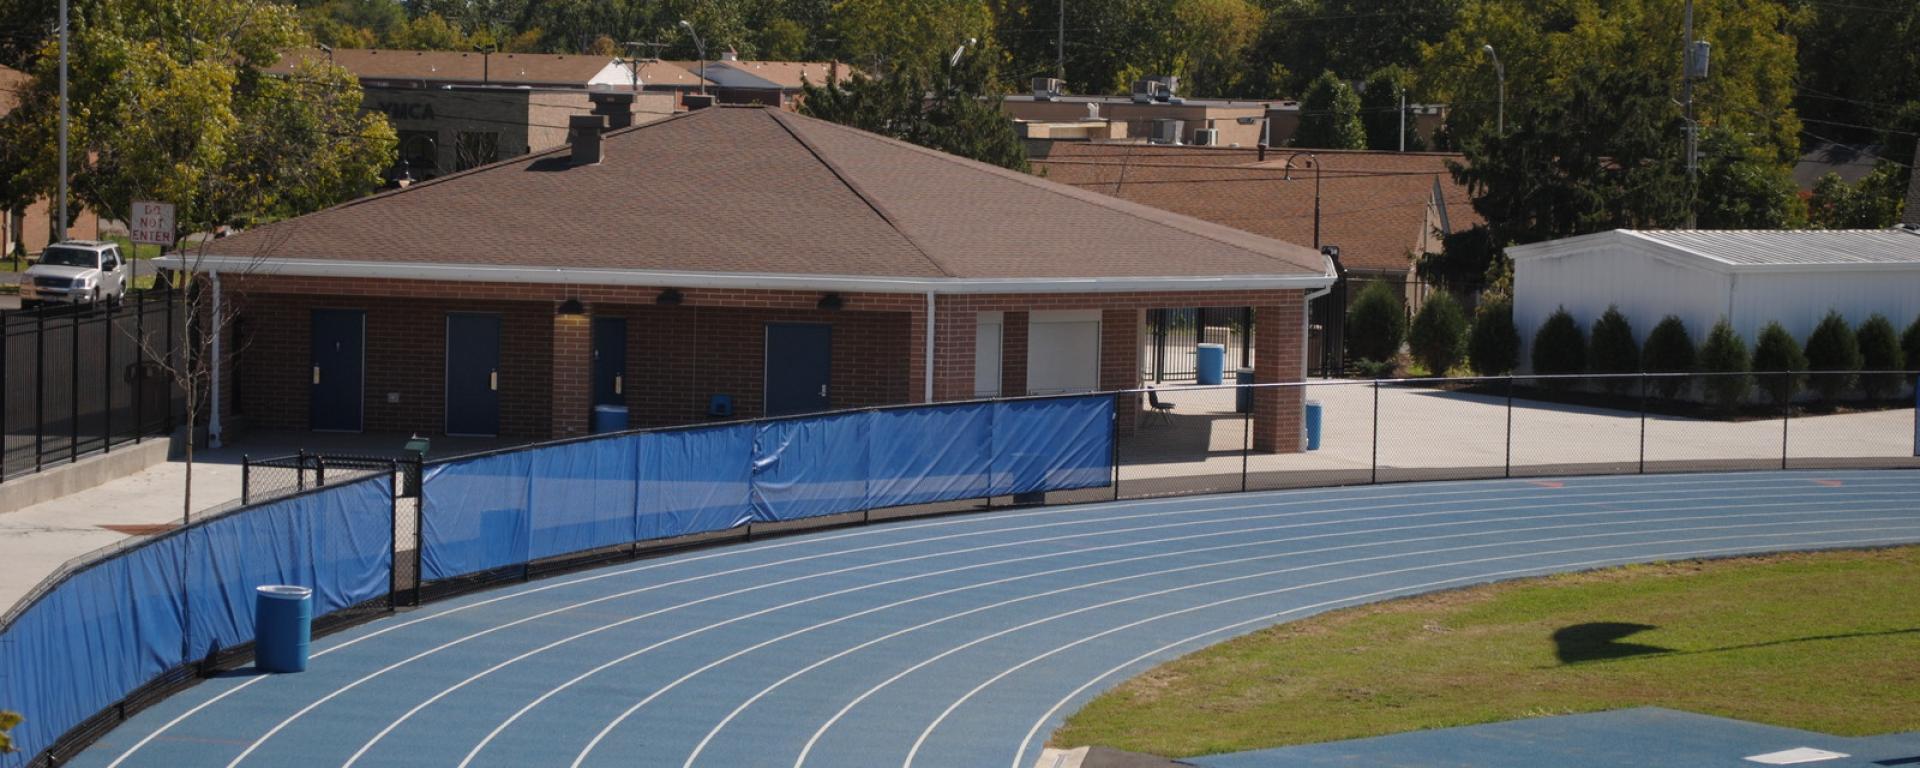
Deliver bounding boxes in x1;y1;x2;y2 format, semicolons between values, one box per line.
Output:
1001;311;1029;397
1252;294;1307;453
1101;308;1144;435
550;311;592;439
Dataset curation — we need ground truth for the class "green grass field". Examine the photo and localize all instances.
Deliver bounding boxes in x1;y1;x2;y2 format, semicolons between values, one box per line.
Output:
1052;546;1920;758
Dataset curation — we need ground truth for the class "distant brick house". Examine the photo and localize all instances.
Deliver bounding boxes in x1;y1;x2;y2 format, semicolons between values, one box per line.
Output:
167;106;1332;451
0;64;100;255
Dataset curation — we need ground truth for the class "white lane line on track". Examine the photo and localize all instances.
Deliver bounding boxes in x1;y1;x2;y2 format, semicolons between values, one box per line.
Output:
788;519;1920;768
419;489;1902;768
1002;532;1920;768
101;472;1912;768
266;481;1878;768
899;521;1920;767
559;502;1913;768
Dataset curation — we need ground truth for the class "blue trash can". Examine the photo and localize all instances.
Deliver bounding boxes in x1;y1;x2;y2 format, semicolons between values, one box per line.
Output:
1235;368;1255;413
1304;400;1324;451
255;585;312;673
1196;343;1226;385
592;404;629;433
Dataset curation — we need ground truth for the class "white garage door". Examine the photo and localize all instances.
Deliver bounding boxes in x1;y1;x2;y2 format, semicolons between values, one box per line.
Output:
975;312;1003;398
1026;310;1101;395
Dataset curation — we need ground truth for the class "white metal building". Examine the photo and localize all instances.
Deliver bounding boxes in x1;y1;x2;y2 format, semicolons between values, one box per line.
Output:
1510;228;1920;369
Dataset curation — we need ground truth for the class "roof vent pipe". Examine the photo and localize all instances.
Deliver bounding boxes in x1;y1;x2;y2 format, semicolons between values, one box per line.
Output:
589;91;635;129
569;114;606;166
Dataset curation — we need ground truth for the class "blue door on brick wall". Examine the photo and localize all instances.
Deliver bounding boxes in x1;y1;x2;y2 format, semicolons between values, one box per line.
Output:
764;323;831;416
591;317;627;408
446;313;501;436
310;309;365;432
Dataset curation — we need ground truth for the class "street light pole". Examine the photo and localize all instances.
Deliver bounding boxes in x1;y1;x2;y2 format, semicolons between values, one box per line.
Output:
1283;151;1322;250
679;20;706;96
1482;44;1505;137
57;0;69;240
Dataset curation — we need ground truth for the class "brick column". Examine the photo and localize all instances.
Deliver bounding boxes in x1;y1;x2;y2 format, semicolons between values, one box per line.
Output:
550;311;592;439
929;297;978;402
1252;292;1307;453
1101;308;1144;436
1001;310;1028;397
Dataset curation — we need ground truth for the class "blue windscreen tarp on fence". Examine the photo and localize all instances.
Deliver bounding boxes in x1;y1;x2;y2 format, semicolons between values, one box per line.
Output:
528;437;640;561
637;424;756;542
421;452;533;582
420;396;1116;583
751;412;873;523
0;475;394;768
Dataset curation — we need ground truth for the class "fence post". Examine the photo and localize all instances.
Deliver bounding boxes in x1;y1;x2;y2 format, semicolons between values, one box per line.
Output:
34;310;43;472
1638;375;1649;474
103;301;113;453
1110;397;1121;500
1240;393;1251;493
1780;371;1791;470
1370;379;1380;484
315;454;328;487
135;290;145;442
297;448;307;492
411;457;425;606
71;307;80;463
1504;375;1515;478
165;287;175;433
241;454;251;505
389;459;400;610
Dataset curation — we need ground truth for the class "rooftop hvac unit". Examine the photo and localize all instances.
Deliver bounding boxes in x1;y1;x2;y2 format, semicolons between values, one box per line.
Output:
1148;75;1179;99
1031;77;1065;100
1131;79;1169;104
1192;128;1219;147
1148;118;1184;145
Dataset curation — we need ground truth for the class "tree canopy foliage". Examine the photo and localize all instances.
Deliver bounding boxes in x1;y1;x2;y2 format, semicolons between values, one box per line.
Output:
799;49;1028;172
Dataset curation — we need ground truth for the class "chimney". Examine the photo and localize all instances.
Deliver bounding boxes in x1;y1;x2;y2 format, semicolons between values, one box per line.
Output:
721;48;739;62
684;93;716;111
569;114;606;166
589;91;636;129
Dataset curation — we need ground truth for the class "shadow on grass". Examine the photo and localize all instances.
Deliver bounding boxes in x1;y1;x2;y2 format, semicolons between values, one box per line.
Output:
1552;623;1920;666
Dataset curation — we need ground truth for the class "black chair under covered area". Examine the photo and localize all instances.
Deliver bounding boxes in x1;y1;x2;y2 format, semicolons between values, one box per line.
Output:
1146;387;1175;425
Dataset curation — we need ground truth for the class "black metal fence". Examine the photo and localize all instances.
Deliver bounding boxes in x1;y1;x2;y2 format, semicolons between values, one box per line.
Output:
1143;307;1254;383
1;291;182;481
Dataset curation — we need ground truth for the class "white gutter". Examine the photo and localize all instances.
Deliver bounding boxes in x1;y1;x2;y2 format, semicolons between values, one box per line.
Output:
923;292;936;402
208;271;223;449
153;256;1339;294
1302;283;1333;381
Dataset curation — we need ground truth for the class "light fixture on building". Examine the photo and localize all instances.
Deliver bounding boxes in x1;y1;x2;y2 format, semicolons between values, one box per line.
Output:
656;288;684;305
817;292;844;311
556;297;586;316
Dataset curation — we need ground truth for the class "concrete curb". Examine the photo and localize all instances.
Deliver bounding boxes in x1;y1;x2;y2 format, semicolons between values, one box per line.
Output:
0;438;174;515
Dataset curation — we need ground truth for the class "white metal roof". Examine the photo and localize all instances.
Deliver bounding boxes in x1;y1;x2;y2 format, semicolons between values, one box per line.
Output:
1509;227;1920;272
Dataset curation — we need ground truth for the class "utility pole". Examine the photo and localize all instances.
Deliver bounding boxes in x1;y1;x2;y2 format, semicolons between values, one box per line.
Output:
1682;0;1700;228
57;0;69;241
1398;87;1407;152
1056;0;1065;81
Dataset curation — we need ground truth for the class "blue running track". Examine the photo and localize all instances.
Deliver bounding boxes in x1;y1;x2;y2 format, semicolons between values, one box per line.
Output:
71;470;1920;768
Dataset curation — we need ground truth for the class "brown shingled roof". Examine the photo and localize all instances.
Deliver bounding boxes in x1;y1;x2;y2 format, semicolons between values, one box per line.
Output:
1031;143;1481;276
198;107;1329;289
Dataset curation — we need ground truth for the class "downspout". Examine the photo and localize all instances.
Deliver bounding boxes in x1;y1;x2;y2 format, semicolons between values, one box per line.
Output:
209;271;223;448
1302;283;1332;381
924;291;936;402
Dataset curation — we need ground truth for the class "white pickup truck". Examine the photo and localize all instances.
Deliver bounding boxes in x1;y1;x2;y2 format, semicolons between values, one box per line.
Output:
20;240;131;308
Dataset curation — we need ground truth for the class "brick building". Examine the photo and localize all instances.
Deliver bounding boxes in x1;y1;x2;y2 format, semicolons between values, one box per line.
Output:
0;64;100;255
167;106;1331;451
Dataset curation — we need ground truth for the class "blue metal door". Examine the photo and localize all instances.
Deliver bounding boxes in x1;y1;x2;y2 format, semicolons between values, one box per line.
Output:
445;313;501;436
309;309;364;431
591;317;627;408
764;323;831;416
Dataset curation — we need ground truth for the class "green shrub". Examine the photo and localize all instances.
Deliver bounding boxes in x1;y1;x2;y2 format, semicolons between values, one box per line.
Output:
1530;308;1585;385
1855;314;1903;401
1587;306;1639;393
1468;297;1520;375
1346;281;1407;366
1351;358;1397;379
1408;291;1469;376
1698;319;1751;410
1641;316;1696;399
1804;310;1861;401
1903;315;1920;379
1753;321;1807;404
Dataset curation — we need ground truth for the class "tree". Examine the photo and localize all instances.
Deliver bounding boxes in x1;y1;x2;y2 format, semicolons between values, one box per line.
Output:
1753;321;1807;404
1407;291;1468;375
1856;314;1903;402
1803;310;1861;401
1807;165;1908;229
1904;315;1920;381
1695;128;1806;229
1345;281;1407;367
1294;70;1365;149
831;0;992;74
1641;316;1695;399
1699;319;1751;410
801;51;1029;172
1254;0;1463;98
1587;306;1638;393
1415;224;1496;294
1468;297;1519;375
1530;307;1584;381
1360;66;1424;151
